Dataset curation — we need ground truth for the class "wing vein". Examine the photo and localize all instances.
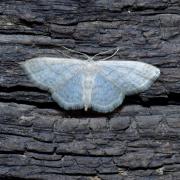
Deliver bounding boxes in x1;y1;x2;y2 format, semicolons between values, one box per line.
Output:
52;69;84;92
97;65;139;90
99;64;153;79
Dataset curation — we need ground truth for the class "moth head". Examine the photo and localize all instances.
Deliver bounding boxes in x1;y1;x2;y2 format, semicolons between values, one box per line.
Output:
87;56;94;62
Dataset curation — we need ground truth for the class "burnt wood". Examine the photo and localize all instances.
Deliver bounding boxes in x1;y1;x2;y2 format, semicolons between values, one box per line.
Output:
0;0;180;179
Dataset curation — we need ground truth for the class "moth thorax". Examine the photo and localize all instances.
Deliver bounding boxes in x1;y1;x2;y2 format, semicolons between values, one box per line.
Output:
82;71;95;111
85;62;98;73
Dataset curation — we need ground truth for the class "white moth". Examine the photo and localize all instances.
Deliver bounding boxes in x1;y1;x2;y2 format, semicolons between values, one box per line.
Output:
22;48;160;113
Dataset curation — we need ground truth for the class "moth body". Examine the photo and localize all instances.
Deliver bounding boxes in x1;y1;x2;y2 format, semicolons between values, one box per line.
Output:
22;57;160;113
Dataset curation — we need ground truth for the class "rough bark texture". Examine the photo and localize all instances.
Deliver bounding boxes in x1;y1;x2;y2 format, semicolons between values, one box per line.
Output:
0;0;180;180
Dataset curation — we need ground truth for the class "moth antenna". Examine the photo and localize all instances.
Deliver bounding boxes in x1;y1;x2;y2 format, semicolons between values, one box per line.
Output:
57;45;90;60
91;47;120;61
55;49;74;59
55;48;76;59
100;47;120;61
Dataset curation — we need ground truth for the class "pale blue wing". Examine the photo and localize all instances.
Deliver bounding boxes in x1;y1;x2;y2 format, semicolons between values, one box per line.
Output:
52;73;84;110
91;73;124;113
22;57;83;90
22;57;84;110
91;61;160;113
97;61;160;95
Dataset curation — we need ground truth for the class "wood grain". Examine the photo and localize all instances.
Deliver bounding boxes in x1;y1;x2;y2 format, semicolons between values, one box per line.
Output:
0;0;180;179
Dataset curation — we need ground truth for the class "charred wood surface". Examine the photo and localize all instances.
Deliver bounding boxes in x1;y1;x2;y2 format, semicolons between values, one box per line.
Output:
0;0;180;179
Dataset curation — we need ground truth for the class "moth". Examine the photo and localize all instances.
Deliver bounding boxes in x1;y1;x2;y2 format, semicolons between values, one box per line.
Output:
22;48;160;113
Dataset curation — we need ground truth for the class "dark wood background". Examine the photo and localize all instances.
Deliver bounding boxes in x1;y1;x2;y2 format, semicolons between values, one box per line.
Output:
0;0;180;179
